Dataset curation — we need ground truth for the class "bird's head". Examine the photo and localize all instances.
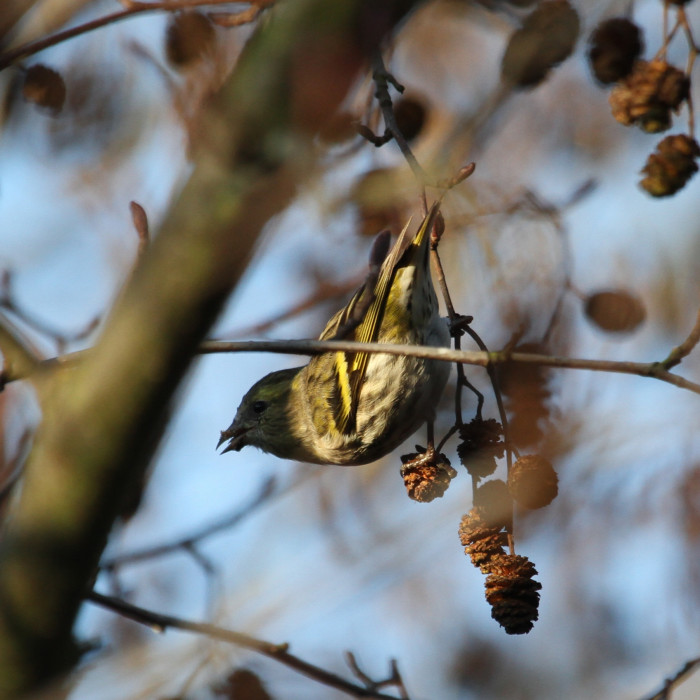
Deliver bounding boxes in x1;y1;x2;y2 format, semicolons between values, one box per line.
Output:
217;367;303;458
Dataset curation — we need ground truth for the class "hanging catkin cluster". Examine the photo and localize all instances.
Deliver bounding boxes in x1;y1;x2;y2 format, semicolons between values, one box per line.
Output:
588;13;699;197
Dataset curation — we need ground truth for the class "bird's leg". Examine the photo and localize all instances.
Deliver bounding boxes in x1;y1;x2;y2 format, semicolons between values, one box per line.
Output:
448;313;473;338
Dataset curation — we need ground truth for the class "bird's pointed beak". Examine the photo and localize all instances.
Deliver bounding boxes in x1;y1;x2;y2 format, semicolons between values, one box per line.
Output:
217;424;249;454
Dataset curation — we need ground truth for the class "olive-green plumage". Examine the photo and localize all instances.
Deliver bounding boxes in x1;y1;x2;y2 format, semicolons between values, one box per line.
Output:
218;202;450;465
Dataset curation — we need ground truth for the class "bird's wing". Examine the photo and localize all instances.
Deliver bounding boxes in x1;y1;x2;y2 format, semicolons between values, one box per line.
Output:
319;202;441;435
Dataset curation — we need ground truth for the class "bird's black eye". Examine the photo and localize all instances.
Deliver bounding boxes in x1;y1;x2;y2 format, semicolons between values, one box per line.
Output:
252;400;268;415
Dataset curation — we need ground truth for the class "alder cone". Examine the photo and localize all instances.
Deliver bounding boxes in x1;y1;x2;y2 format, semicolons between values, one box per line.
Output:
400;451;456;503
501;0;580;88
485;555;541;635
393;96;427;142
22;64;66;114
588;17;643;84
474;479;513;530
508;455;558;509
609;60;689;133
584;290;646;333
640;134;700;198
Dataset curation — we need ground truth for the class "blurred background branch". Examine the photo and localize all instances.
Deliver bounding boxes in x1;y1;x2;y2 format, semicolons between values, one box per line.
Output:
88;590;409;700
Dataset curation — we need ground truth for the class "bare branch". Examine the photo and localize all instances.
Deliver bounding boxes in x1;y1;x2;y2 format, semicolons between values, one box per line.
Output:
101;476;277;568
0;271;100;353
222;275;363;339
198;338;700;395
641;656;700;700
371;52;428;190
660;308;700;370
87;591;407;700
208;4;269;28
5;335;700;397
346;652;410;699
0;0;274;71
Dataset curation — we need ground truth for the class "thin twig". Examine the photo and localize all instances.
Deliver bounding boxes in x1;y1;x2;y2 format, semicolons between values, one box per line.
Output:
197;339;700;395
641;656;700;700
209;4;266;27
660;308;700;369
0;0;273;71
678;6;697;138
462;326;514;466
5;337;700;395
223;276;362;339
101;477;276;568
345;652;410;700
430;244;458;321
87;591;406;700
1;270;100;353
655;12;683;63
370;51;428;198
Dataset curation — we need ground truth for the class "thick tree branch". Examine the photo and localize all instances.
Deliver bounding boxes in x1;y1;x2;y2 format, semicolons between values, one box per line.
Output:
0;311;43;387
0;0;39;46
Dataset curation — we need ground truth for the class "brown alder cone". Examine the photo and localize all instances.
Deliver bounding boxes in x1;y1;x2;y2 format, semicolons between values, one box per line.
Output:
474;479;513;530
22;64;65;114
588;17;643;85
640;134;700;197
584;290;646;333
458;508;508;573
485;554;542;635
401;450;457;503
457;418;504;480
507;454;558;509
501;0;580;88
609;60;689;133
393;95;427;142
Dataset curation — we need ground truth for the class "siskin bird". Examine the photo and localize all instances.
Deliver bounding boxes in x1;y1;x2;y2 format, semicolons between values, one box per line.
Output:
217;201;451;466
